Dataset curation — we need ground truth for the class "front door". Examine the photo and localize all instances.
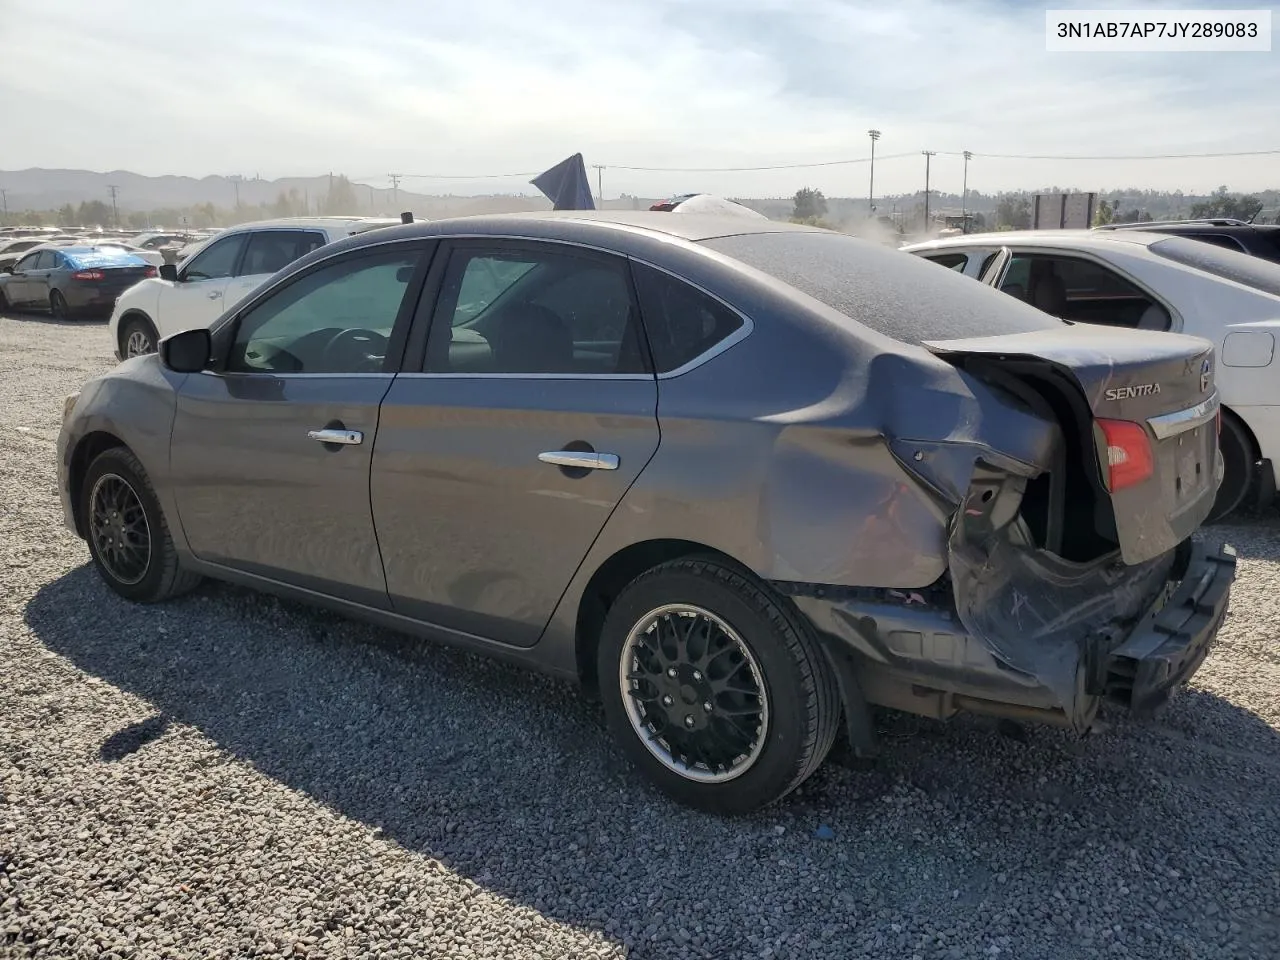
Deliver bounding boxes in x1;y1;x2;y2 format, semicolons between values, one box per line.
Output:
169;242;432;607
371;239;660;646
163;232;248;335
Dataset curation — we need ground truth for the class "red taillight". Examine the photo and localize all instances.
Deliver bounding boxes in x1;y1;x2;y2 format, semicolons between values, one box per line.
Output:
72;269;105;281
1097;419;1154;491
143;266;158;278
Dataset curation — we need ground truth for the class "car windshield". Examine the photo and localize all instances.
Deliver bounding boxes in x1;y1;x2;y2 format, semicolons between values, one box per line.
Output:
1148;235;1280;297
701;231;1062;344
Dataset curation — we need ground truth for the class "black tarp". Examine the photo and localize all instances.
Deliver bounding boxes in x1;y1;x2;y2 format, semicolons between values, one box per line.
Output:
531;153;596;211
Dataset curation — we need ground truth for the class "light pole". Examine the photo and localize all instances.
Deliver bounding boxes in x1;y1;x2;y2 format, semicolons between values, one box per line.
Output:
961;150;972;231
922;151;935;231
867;129;880;216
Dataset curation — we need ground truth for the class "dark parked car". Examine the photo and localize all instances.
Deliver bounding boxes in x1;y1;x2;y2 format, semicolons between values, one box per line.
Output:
0;245;156;318
57;212;1236;813
1095;218;1280;263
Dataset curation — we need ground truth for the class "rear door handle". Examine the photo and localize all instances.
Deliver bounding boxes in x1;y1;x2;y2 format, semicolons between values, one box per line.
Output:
538;450;619;470
308;428;363;445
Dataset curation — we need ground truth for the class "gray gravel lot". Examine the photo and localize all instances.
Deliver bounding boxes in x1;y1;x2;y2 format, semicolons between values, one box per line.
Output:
1;311;1278;960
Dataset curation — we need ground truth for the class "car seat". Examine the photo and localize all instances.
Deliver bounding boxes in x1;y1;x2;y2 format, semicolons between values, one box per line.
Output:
1027;265;1068;317
491;304;574;373
1136;302;1171;330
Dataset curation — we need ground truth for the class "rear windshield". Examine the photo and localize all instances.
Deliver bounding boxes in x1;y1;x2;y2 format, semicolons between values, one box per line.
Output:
1148;235;1280;296
701;231;1061;344
62;248;147;269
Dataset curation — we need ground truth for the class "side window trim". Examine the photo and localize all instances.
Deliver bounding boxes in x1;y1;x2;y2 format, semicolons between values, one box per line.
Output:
407;237;653;381
202;239;437;378
632;259;755;380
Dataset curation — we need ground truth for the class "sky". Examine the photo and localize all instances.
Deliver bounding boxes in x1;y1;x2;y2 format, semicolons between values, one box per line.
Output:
2;0;1278;199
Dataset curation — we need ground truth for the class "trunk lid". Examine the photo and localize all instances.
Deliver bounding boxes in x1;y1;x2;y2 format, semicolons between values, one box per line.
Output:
924;325;1219;565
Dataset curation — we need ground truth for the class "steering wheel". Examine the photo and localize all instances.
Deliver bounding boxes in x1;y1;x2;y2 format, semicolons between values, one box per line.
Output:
323;327;389;372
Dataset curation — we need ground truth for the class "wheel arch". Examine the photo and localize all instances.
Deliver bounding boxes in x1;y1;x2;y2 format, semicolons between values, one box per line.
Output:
573;538;746;697
69;431;130;538
116;309;157;355
1221;402;1262;462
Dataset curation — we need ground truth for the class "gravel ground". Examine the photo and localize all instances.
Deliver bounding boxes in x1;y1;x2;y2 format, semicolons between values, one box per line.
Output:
1;311;1278;960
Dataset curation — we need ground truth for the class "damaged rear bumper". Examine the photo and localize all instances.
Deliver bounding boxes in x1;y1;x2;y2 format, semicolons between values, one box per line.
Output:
1103;540;1237;714
778;538;1237;733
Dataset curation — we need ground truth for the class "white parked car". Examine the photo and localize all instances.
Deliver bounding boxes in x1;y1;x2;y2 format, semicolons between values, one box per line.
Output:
902;229;1280;521
108;217;403;359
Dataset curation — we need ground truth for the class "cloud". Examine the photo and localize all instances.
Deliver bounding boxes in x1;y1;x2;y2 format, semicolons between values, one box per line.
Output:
1;0;1277;197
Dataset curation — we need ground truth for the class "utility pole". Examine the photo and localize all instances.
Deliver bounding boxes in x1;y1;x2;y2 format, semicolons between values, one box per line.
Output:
0;188;7;224
229;174;243;211
592;164;604;207
867;130;880;216
961;151;972;230
368;184;375;213
388;173;402;210
107;184;120;228
921;151;935;231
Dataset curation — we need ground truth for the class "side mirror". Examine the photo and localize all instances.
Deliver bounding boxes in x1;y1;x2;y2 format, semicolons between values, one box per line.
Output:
159;327;212;373
158;263;179;282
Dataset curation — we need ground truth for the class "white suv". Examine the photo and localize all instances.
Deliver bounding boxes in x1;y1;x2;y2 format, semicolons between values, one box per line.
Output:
108;217;402;359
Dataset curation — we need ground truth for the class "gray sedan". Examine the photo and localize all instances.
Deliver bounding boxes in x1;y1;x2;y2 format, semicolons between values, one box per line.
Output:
57;212;1236;813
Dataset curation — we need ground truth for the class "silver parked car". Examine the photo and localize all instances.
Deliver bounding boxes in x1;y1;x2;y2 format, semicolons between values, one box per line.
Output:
58;212;1236;813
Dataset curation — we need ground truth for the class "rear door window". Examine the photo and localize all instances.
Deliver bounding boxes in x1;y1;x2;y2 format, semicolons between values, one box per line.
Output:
424;244;647;375
239;230;328;277
1002;253;1168;330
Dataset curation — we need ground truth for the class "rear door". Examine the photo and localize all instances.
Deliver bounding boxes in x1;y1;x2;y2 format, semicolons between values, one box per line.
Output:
169;241;433;606
160;232;248;336
223;229;328;311
370;239;660;646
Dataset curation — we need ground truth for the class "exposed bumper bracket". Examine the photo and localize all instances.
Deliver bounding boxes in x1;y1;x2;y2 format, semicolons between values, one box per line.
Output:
1103;540;1238;715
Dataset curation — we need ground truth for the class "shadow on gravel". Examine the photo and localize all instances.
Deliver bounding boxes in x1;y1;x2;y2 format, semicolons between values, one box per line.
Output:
99;713;171;761
23;557;1280;956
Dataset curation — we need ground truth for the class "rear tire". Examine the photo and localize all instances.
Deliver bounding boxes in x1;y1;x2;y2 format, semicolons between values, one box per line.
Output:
1207;414;1254;523
49;290;69;320
121;315;159;358
81;446;201;603
598;557;840;815
0;288;9;313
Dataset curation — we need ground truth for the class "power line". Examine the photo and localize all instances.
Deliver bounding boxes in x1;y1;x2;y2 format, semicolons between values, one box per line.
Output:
937;148;1280;161
353;145;1280;183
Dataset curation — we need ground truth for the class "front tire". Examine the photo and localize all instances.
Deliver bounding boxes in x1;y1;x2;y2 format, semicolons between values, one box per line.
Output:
1207;414;1254;523
120;315;158;358
81;446;201;603
599;558;840;815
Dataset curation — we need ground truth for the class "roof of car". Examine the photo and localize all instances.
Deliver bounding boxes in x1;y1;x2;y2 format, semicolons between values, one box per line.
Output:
356;210;819;245
220;216;404;232
901;229;1171;254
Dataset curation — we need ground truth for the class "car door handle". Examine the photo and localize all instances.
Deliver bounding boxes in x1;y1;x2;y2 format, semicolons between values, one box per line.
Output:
207;290;222;299
538;450;619;470
307;428;363;445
